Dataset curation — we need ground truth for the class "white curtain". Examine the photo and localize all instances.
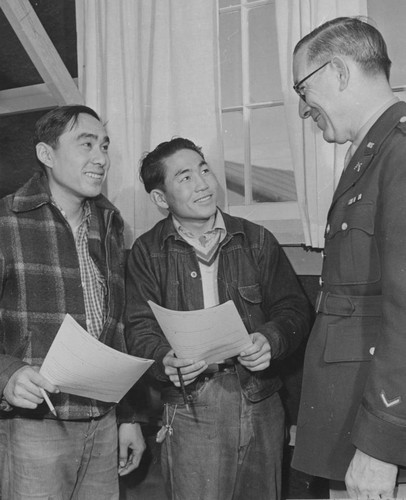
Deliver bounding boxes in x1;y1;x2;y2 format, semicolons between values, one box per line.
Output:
75;0;225;247
275;0;367;248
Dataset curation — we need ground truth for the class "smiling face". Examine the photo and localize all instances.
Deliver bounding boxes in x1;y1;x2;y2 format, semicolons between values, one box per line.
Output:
293;47;350;145
37;112;110;207
151;148;219;234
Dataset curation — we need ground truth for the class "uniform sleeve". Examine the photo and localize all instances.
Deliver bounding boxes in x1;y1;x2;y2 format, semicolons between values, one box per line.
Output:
352;131;406;466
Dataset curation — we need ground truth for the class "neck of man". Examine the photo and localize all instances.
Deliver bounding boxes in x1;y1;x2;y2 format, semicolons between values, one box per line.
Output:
50;189;86;230
349;78;396;142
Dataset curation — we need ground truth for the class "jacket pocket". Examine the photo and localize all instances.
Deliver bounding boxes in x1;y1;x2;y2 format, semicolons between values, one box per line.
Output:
235;283;263;333
324;318;380;363
324;201;380;285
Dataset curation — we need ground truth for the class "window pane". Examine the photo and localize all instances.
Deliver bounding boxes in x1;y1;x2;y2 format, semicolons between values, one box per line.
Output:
222;111;245;204
219;0;240;8
396;90;406;103
250;107;296;203
367;0;406;87
248;4;282;103
219;10;242;108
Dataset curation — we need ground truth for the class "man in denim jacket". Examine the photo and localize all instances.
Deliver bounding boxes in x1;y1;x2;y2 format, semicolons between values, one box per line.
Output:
126;137;311;499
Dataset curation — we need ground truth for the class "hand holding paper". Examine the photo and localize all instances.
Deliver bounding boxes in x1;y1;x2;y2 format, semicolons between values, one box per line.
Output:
40;314;154;403
148;300;252;364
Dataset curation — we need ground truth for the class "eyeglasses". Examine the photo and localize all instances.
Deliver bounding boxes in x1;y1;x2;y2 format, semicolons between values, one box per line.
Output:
293;61;331;102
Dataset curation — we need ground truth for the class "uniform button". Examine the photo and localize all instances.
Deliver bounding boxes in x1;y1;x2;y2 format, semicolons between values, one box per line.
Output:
319;277;324;286
341;222;348;230
326;224;331;234
400;116;406;123
369;347;375;355
191;271;198;278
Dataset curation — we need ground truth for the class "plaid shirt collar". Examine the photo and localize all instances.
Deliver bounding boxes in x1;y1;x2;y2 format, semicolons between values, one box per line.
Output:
11;171;121;217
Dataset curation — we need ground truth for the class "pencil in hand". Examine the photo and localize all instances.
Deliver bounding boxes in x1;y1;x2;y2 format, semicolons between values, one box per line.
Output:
40;388;58;417
177;367;191;412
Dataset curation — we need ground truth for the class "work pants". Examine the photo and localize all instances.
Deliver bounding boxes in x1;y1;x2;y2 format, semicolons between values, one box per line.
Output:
161;369;285;500
0;409;118;500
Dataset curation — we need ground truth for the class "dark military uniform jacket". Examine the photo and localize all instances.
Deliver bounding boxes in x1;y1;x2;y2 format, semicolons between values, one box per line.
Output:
293;101;406;481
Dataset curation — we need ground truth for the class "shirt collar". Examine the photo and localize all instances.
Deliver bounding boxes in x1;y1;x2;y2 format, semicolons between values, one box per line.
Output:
351;96;399;152
172;209;226;240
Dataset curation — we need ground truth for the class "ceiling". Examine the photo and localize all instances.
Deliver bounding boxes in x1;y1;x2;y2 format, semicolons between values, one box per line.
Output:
0;0;81;197
0;0;81;115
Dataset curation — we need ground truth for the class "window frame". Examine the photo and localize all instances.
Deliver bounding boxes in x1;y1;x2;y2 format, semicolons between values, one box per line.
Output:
219;0;302;242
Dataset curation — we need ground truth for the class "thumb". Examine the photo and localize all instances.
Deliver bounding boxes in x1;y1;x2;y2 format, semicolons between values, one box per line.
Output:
118;441;129;468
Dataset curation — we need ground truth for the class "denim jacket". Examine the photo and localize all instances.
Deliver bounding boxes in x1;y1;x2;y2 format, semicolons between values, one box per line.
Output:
126;210;311;403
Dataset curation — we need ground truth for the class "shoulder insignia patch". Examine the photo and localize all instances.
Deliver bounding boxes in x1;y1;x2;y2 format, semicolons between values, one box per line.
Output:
380;390;401;408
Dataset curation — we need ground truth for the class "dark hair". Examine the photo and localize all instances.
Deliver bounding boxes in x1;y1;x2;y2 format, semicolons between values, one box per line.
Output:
139;137;205;193
34;105;102;148
294;16;391;81
33;105;102;170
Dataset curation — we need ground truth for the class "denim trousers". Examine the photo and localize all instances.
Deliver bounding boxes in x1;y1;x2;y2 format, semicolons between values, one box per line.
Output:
161;369;285;500
0;409;119;500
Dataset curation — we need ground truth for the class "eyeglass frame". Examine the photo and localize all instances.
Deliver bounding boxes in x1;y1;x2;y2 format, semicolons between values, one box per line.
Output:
293;60;331;102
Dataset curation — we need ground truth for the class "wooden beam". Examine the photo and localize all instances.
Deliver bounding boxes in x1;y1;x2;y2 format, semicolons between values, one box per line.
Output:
0;0;83;106
0;79;80;116
0;83;55;115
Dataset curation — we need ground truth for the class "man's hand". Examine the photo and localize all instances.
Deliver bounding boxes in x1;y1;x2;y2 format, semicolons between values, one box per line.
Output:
3;365;59;409
238;332;271;371
345;448;397;499
163;349;207;386
118;422;146;476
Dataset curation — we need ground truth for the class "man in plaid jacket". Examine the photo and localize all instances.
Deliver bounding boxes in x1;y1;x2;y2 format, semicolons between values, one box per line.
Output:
0;105;145;499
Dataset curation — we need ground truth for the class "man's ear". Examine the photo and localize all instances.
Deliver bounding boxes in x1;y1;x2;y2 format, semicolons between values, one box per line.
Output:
36;142;54;169
150;189;169;210
331;56;350;91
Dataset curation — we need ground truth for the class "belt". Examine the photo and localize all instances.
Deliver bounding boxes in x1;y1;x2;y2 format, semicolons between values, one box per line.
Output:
205;359;236;374
315;291;382;317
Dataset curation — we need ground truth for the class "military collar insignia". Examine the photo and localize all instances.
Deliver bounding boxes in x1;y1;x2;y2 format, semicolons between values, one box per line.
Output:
348;193;363;205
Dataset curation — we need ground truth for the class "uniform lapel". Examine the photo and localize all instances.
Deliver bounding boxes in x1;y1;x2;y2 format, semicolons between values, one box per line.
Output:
329;101;406;215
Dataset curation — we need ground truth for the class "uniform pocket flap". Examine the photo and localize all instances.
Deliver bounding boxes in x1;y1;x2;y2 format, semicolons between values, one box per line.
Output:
326;202;375;239
324;321;378;363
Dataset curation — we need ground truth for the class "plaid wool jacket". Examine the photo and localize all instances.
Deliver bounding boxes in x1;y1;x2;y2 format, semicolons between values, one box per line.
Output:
0;172;128;420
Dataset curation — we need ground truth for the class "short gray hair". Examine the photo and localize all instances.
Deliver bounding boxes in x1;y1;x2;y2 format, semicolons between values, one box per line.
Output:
294;16;391;81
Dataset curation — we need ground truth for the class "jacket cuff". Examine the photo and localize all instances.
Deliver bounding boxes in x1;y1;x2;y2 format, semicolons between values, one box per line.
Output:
352;402;406;467
257;324;284;359
150;345;172;381
0;358;28;396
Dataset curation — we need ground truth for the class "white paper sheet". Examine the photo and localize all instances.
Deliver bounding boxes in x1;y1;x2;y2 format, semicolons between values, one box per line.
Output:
148;300;252;364
40;314;154;402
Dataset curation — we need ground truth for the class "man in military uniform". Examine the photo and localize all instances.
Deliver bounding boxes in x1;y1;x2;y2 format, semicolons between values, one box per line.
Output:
292;16;406;498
